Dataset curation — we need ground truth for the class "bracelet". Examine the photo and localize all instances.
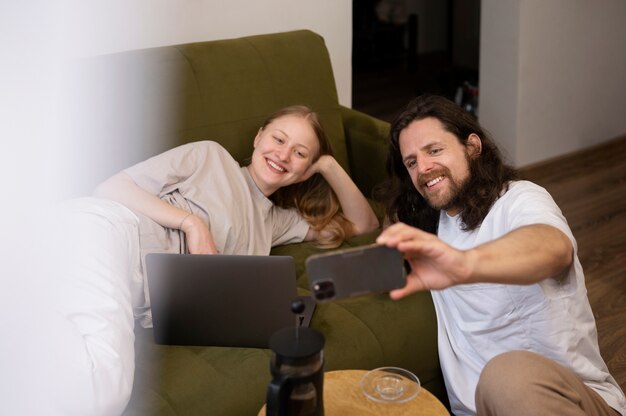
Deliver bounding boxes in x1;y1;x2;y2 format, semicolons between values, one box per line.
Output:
179;213;192;230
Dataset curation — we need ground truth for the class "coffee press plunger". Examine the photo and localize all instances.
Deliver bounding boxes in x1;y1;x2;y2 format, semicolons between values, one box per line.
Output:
266;299;325;416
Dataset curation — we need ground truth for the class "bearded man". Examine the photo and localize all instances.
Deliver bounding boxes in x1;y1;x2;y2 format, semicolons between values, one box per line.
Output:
376;94;625;416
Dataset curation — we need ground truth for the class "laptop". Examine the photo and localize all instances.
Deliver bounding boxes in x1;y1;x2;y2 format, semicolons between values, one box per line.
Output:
145;253;315;348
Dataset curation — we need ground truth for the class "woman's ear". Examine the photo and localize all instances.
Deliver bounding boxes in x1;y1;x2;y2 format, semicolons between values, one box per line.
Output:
467;133;482;158
253;127;263;147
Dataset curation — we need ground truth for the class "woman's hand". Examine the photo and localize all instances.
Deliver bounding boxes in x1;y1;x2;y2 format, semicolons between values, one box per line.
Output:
180;214;219;254
302;154;332;181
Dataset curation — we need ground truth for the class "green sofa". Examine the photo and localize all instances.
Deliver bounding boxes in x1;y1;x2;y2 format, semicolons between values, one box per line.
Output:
95;30;446;415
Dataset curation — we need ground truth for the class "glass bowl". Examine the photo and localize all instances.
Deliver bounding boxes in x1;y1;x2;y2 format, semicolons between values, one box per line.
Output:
360;367;421;404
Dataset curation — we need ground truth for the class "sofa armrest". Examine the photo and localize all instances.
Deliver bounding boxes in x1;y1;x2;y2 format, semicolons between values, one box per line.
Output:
339;106;390;198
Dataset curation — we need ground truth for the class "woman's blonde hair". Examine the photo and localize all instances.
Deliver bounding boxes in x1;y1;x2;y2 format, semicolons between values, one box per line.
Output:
261;105;353;248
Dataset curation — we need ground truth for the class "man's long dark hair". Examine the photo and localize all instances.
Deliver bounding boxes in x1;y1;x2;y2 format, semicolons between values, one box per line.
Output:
376;94;518;234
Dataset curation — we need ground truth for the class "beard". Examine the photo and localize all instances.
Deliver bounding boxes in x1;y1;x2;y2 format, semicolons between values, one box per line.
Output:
423;174;469;212
420;157;474;213
410;151;513;232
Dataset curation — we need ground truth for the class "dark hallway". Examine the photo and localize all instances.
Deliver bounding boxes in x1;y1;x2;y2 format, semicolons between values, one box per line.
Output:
352;0;480;122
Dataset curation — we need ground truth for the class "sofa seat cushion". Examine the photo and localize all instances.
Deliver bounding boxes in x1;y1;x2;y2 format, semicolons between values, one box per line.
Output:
127;291;442;416
125;233;445;416
127;329;272;415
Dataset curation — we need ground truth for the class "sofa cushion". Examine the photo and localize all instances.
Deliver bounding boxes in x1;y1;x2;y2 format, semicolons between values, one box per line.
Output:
174;30;351;171
127;235;446;416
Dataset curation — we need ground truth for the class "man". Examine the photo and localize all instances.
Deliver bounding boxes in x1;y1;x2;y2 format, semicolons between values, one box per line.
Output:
376;95;625;416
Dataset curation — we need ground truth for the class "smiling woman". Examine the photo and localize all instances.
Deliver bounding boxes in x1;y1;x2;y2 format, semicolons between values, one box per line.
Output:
249;105;378;246
92;104;379;328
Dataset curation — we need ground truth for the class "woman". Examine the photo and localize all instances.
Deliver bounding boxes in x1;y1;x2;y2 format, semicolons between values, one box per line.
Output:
43;105;377;415
94;105;379;327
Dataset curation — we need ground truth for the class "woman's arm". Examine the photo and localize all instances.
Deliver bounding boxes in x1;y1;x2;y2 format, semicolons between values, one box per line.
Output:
94;172;188;229
93;172;218;254
305;155;379;241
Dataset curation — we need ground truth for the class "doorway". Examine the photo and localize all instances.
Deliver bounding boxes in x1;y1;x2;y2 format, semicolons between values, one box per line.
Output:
352;0;481;122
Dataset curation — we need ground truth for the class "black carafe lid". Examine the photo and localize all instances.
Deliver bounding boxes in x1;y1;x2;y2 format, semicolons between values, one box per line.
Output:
269;299;325;364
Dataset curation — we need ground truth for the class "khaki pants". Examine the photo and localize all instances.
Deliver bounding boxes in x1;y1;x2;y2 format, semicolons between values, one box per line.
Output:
475;351;621;416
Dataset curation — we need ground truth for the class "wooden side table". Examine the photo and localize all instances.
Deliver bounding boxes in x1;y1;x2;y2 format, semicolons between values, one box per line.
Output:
258;369;449;415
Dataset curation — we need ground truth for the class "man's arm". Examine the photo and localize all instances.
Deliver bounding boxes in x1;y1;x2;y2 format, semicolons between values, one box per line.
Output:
376;222;573;299
466;223;572;284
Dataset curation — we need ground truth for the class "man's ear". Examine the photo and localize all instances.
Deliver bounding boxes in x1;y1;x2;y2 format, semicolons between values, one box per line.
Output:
467;133;482;158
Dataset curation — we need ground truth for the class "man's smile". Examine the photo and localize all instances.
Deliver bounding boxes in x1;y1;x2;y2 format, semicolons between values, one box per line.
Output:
425;175;445;188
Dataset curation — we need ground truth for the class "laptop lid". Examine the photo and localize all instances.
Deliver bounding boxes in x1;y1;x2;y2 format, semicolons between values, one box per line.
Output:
146;253;313;348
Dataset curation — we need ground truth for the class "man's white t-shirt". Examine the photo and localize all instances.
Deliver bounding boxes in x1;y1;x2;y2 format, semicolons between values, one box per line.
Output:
433;180;626;415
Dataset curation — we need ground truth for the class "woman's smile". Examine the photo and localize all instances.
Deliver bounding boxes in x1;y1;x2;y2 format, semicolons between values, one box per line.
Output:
266;158;287;173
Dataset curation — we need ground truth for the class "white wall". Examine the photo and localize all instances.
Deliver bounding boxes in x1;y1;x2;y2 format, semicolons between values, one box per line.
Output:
479;0;521;164
68;0;353;107
480;0;626;167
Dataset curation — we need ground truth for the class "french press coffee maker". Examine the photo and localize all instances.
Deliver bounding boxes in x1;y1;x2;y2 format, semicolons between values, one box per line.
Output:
266;299;325;416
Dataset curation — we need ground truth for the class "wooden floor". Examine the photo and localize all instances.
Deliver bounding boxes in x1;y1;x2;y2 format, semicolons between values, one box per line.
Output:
520;135;626;392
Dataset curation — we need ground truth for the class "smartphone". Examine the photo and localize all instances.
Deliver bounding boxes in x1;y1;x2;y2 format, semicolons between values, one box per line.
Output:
305;244;406;302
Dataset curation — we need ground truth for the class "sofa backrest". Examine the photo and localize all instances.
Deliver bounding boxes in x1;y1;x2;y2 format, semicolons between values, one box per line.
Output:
80;30;350;185
175;31;350;169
